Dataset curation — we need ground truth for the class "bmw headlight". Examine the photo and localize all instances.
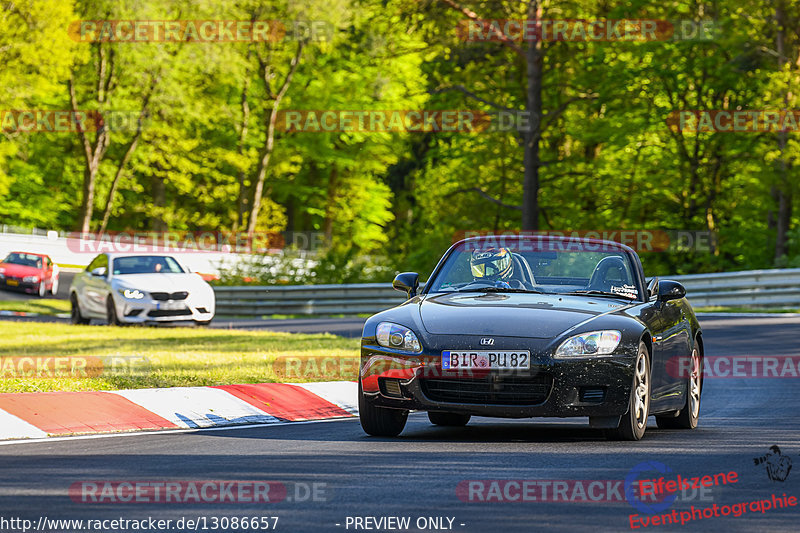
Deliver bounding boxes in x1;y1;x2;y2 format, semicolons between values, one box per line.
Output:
119;288;145;300
555;330;622;357
376;322;422;353
23;276;39;283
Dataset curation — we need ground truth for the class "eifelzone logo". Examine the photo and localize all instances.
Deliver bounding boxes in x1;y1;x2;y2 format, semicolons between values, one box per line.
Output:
480;338;495;346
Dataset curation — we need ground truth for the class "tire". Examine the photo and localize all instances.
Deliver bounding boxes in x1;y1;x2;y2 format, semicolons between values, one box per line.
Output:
50;276;59;296
606;342;651;441
106;296;121;326
70;294;90;325
37;280;46;297
358;380;408;437
428;412;471;427
656;341;702;429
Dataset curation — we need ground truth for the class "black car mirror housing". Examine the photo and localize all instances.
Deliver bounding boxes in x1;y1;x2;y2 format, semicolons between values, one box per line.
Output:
392;272;419;298
657;280;686;301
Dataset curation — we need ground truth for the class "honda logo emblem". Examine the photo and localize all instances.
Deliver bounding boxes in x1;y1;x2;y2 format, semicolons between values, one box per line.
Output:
480;338;495;346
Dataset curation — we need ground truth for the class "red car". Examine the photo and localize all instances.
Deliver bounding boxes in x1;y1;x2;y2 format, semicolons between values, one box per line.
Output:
0;252;59;297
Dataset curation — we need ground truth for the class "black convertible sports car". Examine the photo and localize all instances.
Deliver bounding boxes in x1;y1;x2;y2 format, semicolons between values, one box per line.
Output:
358;234;703;440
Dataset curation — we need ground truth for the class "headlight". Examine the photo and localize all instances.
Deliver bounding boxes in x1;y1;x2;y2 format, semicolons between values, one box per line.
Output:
23;276;39;283
119;288;145;300
376;322;422;353
555;330;622;357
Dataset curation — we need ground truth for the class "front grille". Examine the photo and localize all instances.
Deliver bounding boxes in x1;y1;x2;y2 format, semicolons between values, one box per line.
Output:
150;291;189;301
421;374;552;405
147;308;192;317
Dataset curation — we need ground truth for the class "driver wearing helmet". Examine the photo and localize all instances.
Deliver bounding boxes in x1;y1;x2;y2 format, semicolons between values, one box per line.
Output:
470;248;521;288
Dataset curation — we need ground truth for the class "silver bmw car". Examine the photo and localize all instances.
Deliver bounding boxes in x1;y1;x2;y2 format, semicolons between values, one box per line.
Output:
69;253;216;326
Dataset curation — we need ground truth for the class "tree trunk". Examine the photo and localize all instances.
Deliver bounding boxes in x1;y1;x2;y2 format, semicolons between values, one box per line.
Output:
233;74;251;234
773;2;792;262
521;0;543;231
247;42;304;240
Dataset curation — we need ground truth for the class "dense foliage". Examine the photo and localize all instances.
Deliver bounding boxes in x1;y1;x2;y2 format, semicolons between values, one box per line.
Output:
2;0;799;281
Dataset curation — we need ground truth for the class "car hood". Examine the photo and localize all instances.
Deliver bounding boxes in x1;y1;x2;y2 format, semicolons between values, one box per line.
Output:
0;263;40;276
418;292;632;338
112;273;208;292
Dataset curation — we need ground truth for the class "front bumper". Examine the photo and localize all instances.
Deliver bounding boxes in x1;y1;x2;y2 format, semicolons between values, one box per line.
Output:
115;296;214;323
0;278;40;293
360;339;636;418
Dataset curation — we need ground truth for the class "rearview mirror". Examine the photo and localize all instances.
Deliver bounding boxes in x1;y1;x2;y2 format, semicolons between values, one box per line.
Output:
392;272;419;298
91;267;107;277
657;280;686;301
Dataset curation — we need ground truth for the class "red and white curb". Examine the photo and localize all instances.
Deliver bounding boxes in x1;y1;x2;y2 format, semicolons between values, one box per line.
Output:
0;381;357;441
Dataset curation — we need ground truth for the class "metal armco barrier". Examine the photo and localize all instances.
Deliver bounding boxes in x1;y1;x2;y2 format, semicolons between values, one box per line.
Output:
213;269;800;317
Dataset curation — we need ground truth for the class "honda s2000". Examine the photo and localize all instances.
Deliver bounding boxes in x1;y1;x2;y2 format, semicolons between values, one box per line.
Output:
358;235;703;441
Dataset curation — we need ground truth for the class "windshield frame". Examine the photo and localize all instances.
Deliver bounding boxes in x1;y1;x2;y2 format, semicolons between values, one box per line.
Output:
422;235;648;303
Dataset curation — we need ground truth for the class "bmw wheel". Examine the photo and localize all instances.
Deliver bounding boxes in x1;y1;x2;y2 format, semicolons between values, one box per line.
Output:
70;294;90;325
606;342;650;441
106;296;121;326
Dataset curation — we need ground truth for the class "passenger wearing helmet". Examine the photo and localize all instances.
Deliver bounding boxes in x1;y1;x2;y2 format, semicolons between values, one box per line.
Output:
470;248;519;288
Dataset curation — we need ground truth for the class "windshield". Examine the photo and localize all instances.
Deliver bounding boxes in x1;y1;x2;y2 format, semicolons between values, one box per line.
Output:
2;252;42;269
426;237;640;300
112;255;185;275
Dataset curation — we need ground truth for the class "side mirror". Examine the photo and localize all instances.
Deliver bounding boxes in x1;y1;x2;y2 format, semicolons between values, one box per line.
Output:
91;267;107;277
392;272;419;298
657;280;686;302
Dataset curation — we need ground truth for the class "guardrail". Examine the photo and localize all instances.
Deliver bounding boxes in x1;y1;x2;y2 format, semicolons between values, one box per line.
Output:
213;268;800;316
672;268;800;308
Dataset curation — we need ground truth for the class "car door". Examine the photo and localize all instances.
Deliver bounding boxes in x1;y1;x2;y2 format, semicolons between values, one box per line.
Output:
43;257;53;289
82;254;110;316
650;280;692;410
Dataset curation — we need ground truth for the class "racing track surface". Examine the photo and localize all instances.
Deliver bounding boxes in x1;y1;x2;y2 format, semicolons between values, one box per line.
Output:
0;316;799;532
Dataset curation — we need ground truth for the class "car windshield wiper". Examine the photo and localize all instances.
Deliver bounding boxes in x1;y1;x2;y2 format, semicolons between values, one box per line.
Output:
462;287;548;294
563;289;637;300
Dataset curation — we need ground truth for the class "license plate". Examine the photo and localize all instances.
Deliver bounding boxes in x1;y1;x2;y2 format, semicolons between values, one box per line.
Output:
6;280;18;286
442;350;531;370
159;301;185;310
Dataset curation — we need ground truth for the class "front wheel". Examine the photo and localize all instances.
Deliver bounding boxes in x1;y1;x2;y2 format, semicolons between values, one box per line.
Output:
70;294;90;325
358;380;408;437
106;296;122;326
428;412;471;427
50;276;59;296
606;342;650;441
657;342;702;429
37;280;46;297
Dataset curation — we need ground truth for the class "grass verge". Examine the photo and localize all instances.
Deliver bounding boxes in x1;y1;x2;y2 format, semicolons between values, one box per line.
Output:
0;321;359;393
694;306;800;314
0;299;71;315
